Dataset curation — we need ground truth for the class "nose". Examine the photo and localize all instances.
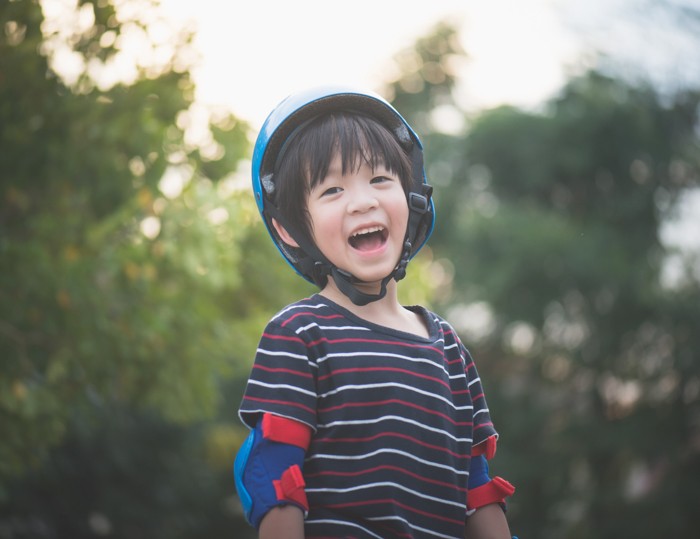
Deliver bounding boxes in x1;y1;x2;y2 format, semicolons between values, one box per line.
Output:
346;185;378;214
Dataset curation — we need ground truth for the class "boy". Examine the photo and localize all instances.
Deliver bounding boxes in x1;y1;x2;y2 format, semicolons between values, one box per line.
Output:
234;86;515;538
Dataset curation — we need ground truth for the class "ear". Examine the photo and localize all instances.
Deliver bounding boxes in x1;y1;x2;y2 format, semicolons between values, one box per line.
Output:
272;218;300;248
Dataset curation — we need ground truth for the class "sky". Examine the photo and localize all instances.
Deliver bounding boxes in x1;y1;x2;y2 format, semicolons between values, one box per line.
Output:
44;0;700;128
160;0;583;128
157;0;699;258
156;0;700;130
40;0;700;258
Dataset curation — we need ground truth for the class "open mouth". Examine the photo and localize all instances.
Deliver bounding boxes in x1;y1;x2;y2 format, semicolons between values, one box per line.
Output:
348;226;388;252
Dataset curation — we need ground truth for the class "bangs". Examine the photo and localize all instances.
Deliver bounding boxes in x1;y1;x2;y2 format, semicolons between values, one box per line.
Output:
298;113;412;192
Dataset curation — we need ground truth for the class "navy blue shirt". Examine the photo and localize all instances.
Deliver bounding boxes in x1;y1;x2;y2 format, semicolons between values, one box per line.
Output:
239;295;498;539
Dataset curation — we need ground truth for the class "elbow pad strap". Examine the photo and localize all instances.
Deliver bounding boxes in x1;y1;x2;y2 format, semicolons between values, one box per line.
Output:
468;443;515;512
234;414;312;529
468;476;516;511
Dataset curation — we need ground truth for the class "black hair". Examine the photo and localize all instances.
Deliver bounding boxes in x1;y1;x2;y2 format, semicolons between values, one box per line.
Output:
272;112;413;248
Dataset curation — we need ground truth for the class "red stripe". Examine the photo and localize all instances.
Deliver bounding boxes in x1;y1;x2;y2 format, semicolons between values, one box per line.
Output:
281;311;344;327
253;364;313;378
319;498;465;526
306;336;442;354
243;396;315;415
261;332;305;344
318;366;451;390
319;399;472;428
315;430;471;459
306;464;469;493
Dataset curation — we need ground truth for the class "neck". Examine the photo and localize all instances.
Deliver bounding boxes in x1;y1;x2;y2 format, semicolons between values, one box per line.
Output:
320;278;429;338
319;277;406;320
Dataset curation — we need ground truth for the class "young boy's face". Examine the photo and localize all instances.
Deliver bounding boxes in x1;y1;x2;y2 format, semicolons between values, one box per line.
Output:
305;152;409;287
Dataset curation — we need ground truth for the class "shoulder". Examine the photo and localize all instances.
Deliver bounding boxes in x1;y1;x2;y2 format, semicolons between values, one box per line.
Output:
266;295;349;335
422;308;475;363
418;307;462;344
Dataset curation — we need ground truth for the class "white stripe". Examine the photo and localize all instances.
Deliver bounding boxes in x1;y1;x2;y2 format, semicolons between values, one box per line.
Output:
366;516;465;539
256;348;308;360
272;301;326;321
317;350;444;366
296;323;371;333
316;351;455;379
246;379;316;398
319;382;473;411
308;446;469;476
306;480;465;509
317;415;473;444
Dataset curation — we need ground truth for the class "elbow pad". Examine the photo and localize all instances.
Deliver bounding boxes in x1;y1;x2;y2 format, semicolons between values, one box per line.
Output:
468;436;515;512
234;414;312;529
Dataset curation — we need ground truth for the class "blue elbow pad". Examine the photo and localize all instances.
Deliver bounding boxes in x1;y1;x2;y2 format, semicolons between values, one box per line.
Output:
468;455;491;489
467;454;515;511
234;414;311;529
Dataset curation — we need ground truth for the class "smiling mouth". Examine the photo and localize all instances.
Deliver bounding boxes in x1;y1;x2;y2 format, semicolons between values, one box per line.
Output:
348;226;388;251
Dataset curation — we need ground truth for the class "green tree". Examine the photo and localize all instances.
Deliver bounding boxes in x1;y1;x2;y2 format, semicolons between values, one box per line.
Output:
1;0;243;481
0;0;311;535
383;19;700;538
0;2;437;536
441;73;699;537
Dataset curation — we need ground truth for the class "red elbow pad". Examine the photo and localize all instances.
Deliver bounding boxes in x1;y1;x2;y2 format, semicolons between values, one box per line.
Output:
472;434;498;460
262;413;312;450
467;476;516;511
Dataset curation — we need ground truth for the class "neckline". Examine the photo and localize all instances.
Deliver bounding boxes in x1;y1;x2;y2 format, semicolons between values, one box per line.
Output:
310;294;438;343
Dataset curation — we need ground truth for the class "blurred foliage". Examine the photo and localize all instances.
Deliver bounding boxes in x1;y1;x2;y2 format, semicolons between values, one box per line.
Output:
385;17;700;539
0;0;305;536
449;76;700;539
2;1;700;538
0;1;435;537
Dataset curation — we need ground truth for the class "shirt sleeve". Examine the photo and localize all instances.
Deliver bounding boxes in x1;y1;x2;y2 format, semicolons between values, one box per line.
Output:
461;342;498;446
238;320;317;431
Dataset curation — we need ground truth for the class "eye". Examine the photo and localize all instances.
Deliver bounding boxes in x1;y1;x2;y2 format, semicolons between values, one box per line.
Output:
320;186;342;197
370;175;392;184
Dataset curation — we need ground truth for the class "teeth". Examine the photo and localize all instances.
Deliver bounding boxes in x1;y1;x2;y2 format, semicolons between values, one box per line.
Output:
353;226;384;237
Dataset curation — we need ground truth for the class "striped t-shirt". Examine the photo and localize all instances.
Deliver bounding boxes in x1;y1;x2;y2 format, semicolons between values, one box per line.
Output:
238;294;498;539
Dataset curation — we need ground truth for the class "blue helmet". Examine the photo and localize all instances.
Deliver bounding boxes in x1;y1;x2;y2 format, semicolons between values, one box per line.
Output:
251;86;435;305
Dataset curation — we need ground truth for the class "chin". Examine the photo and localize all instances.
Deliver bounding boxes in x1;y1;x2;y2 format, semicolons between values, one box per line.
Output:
353;272;394;290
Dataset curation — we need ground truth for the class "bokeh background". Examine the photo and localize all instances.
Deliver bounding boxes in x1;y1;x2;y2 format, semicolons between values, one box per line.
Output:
1;1;699;538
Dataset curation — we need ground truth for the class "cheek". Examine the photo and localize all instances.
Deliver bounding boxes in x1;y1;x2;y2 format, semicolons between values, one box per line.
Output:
391;198;410;229
309;205;341;242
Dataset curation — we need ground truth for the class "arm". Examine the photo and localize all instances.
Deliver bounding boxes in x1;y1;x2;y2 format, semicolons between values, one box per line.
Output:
464;503;512;539
465;436;515;539
259;505;305;539
234;414;312;532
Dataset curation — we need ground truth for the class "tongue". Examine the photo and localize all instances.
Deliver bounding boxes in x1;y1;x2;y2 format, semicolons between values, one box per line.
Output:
351;231;384;251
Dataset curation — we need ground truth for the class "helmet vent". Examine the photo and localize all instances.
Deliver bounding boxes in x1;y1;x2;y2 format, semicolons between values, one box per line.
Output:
393;123;411;146
261;174;276;195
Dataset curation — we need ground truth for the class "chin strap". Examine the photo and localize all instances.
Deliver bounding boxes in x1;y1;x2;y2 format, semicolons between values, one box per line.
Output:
265;184;432;307
327;243;410;306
